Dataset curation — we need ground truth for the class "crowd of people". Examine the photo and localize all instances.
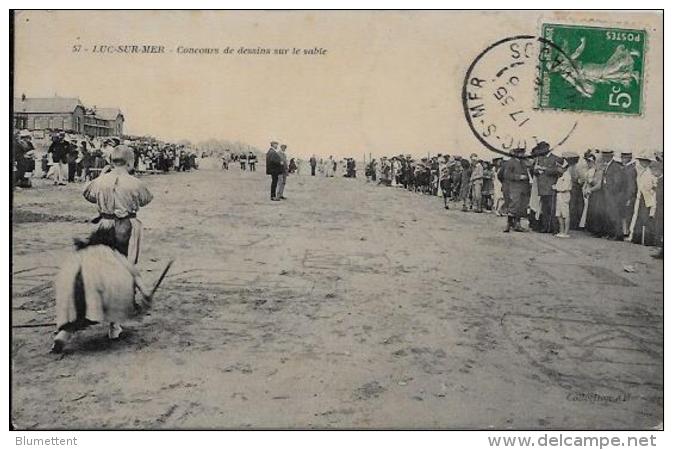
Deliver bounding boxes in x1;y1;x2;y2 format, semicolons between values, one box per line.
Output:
220;150;259;171
365;142;664;257
12;129;201;188
14;132;665;352
15;129;664;260
305;155;357;178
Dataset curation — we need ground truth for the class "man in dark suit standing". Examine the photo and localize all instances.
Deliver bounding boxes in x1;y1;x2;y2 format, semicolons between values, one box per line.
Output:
276;144;289;200
309;155;317;176
48;131;70;186
602;149;626;240
500;147;530;232
532;142;563;233
266;141;282;201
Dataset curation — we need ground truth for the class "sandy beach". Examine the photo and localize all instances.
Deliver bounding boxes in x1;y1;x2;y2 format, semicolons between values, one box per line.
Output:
11;162;663;430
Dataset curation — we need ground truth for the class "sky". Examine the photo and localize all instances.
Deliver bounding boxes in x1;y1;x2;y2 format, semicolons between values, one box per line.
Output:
13;10;663;158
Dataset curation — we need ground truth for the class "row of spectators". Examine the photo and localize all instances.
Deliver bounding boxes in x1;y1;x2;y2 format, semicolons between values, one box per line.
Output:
12;129;200;188
365;144;663;255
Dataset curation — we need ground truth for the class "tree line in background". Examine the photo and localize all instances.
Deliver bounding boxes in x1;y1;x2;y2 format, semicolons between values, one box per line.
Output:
195;138;263;157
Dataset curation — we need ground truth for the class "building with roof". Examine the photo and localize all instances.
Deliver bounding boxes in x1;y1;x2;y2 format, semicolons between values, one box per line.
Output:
91;107;124;136
13;96;86;133
13;95;124;137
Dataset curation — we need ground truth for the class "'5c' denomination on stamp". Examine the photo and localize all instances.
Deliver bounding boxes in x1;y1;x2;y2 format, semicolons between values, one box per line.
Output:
538;23;646;115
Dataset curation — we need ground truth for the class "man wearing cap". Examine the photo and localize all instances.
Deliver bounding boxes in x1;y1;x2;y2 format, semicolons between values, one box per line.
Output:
83;144;153;264
14;130;36;188
627;152;657;245
587;149;624;239
310;155;317;176
248;151;257;172
500;147;530;232
439;155;452;209
48;132;70;185
468;153;484;212
621;151;638;237
532;142;563;233
552;157;572;238
603;149;627;240
276;144;289;199
265;141;282;201
564;151;584;230
492;157;504;215
101;138;116;166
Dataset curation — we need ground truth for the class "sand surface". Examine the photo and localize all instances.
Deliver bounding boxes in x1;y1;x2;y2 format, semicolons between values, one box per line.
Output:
11;161;663;429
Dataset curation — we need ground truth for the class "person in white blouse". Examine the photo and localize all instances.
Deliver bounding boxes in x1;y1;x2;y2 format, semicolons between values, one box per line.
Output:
627;152;658;245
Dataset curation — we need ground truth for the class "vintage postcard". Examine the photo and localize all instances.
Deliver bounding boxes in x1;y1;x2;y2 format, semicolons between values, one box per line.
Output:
10;10;663;431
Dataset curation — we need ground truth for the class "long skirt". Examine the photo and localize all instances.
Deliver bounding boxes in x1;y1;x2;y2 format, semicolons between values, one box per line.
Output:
569;183;584;230
586;189;605;236
629;194;657;246
506;184;529;218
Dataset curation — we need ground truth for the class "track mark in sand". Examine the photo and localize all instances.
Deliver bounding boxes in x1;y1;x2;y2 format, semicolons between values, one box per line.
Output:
501;311;662;398
12;238;72;256
302;250;391;274
15;281;53;298
318;408;355;416
353;381;386;400
164;267;312;293
12;266;58;298
12;266;59;277
527;234;579;257
391;347;448;375
241;234;272;247
534;263;637;287
156;404;179;425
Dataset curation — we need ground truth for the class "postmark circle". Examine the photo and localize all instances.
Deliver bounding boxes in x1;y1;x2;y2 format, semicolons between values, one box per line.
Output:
462;35;579;157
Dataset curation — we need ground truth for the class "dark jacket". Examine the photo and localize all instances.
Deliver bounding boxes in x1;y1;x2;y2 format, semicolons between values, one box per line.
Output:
49;140;70;164
623;162;638;203
501;158;529;191
535;153;563;196
266;148;282;175
602;160;625;196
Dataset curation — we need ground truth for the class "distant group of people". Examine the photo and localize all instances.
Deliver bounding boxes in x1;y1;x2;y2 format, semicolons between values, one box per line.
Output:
221;150;257;171
135;144;200;174
368;142;664;257
12;129;199;189
306;155;356;178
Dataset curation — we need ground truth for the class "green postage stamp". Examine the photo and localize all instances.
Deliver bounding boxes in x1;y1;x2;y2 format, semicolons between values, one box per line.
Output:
538;23;646;115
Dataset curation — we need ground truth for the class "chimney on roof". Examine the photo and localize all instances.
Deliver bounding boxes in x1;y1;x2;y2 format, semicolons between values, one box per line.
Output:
21;93;26;101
